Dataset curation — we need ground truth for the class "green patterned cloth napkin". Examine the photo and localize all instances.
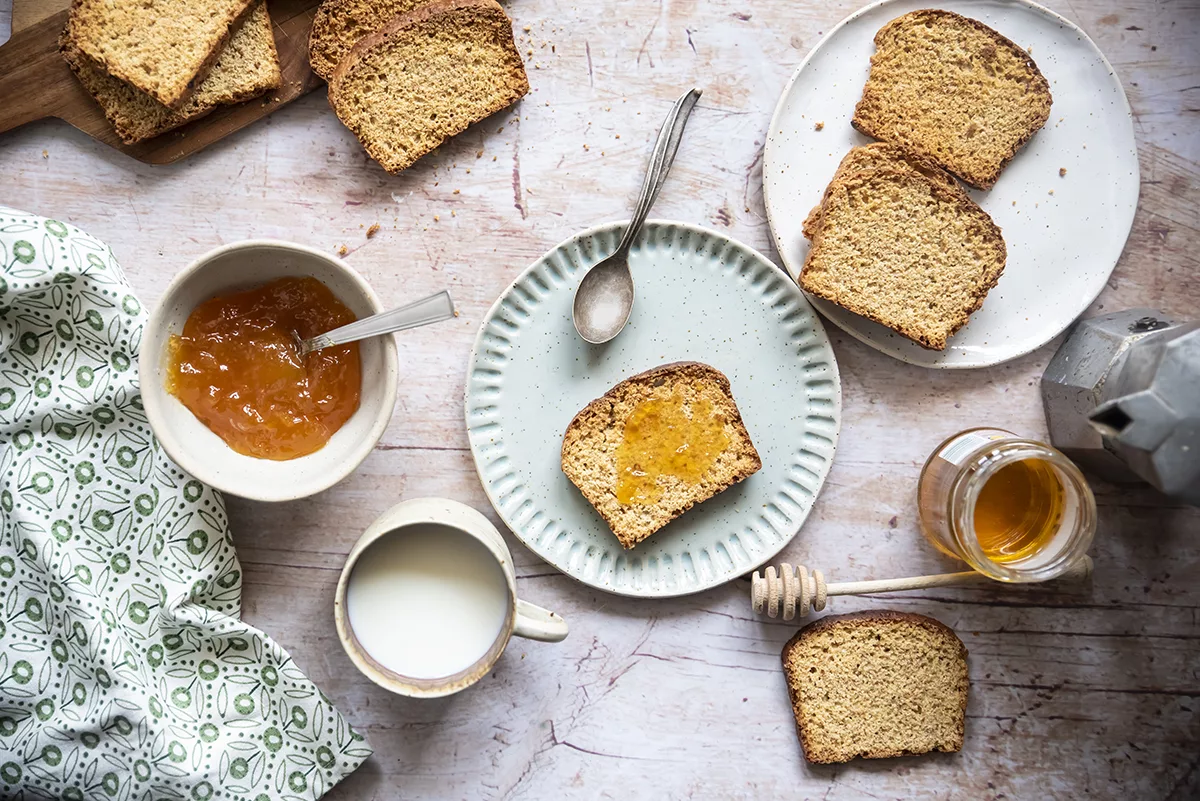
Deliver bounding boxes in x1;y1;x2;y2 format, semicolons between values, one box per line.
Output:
0;208;371;800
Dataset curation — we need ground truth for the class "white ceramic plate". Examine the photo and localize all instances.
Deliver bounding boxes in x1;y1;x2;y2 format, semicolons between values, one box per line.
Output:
465;221;841;597
763;0;1139;368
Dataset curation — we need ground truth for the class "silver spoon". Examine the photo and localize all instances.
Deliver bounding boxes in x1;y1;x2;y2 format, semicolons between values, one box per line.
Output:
572;88;702;344
295;289;456;356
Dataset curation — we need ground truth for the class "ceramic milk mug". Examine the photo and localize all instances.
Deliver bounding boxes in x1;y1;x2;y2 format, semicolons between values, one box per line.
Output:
334;498;568;698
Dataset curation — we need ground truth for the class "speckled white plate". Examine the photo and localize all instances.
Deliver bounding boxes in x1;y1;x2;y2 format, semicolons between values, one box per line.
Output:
465;221;841;597
763;0;1139;368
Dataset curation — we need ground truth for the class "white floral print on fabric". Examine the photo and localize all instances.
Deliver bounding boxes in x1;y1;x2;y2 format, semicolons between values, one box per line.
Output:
0;208;372;801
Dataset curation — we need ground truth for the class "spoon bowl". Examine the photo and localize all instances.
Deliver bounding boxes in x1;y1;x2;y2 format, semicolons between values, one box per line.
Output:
572;88;701;344
572;256;635;344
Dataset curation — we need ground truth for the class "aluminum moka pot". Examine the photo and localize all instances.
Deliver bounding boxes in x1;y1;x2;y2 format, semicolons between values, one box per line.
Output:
1041;309;1199;505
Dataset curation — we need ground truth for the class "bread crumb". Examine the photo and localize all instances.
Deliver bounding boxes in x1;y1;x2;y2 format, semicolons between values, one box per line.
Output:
337;245;348;256
41;150;48;159
434;215;440;222
366;223;380;238
453;189;461;195
1059;167;1067;177
476;150;483;158
451;210;456;217
522;25;531;32
814;121;825;131
1048;189;1054;196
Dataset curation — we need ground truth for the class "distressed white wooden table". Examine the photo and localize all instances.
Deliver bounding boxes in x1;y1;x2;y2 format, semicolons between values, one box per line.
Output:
2;1;1198;798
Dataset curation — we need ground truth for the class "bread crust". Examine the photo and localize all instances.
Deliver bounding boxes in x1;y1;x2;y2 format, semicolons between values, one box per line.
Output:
782;610;969;764
799;167;1006;350
66;0;258;110
801;143;967;240
327;0;529;174
309;0;428;82
851;9;1052;189
561;362;762;549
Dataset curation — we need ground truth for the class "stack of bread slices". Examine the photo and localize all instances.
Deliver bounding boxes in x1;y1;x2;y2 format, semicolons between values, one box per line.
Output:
799;10;1052;351
60;0;283;145
309;0;529;174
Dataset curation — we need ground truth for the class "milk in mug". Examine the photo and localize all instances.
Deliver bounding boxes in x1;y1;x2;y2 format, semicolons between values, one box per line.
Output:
345;523;510;680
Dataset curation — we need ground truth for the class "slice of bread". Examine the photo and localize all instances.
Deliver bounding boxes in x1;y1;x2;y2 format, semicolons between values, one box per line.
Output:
782;610;969;764
327;0;528;174
561;362;762;549
802;143;966;240
309;0;430;82
66;0;258;109
61;1;281;145
799;168;1006;350
852;9;1052;189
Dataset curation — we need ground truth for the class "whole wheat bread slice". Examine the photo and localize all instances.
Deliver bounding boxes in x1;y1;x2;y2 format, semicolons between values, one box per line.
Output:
852;9;1052;189
561;362;761;549
66;0;258;110
309;0;430;81
327;0;528;174
802;143;966;240
61;1;281;145
799;168;1006;350
782;610;969;764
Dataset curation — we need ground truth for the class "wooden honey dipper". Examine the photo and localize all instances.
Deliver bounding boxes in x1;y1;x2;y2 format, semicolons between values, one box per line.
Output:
750;556;1094;621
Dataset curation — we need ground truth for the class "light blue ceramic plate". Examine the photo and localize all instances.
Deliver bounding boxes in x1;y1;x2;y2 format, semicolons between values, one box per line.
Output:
465;221;841;597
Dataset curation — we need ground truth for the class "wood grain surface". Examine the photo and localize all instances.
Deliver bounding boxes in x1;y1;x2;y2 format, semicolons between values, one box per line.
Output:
0;0;324;164
1;0;1198;799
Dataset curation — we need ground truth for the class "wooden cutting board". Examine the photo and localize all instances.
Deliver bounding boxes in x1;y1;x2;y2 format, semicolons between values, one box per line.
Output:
0;0;325;164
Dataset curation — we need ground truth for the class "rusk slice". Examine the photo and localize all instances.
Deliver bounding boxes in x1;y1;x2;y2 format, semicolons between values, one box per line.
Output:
66;0;257;109
782;611;969;764
61;2;281;145
561;362;761;550
327;0;528;174
799;168;1006;351
309;0;431;81
852;9;1052;189
802;143;966;240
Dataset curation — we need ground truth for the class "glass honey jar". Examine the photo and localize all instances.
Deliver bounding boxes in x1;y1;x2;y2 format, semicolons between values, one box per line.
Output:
917;428;1096;582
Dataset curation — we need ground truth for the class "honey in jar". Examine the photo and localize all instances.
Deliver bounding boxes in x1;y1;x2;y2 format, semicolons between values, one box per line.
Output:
917;428;1095;582
615;391;729;505
165;276;361;460
973;457;1066;563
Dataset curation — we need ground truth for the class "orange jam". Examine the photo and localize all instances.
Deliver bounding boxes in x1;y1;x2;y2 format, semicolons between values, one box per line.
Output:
165;276;362;460
615;391;729;505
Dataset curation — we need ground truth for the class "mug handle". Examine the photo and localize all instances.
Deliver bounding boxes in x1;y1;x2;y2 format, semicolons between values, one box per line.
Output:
513;599;569;643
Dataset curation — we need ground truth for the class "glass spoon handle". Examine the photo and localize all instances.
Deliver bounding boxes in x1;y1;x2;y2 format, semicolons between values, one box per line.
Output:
301;290;455;355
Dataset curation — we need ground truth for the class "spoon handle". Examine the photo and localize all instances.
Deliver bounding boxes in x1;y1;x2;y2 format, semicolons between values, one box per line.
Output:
614;87;702;256
302;290;456;355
